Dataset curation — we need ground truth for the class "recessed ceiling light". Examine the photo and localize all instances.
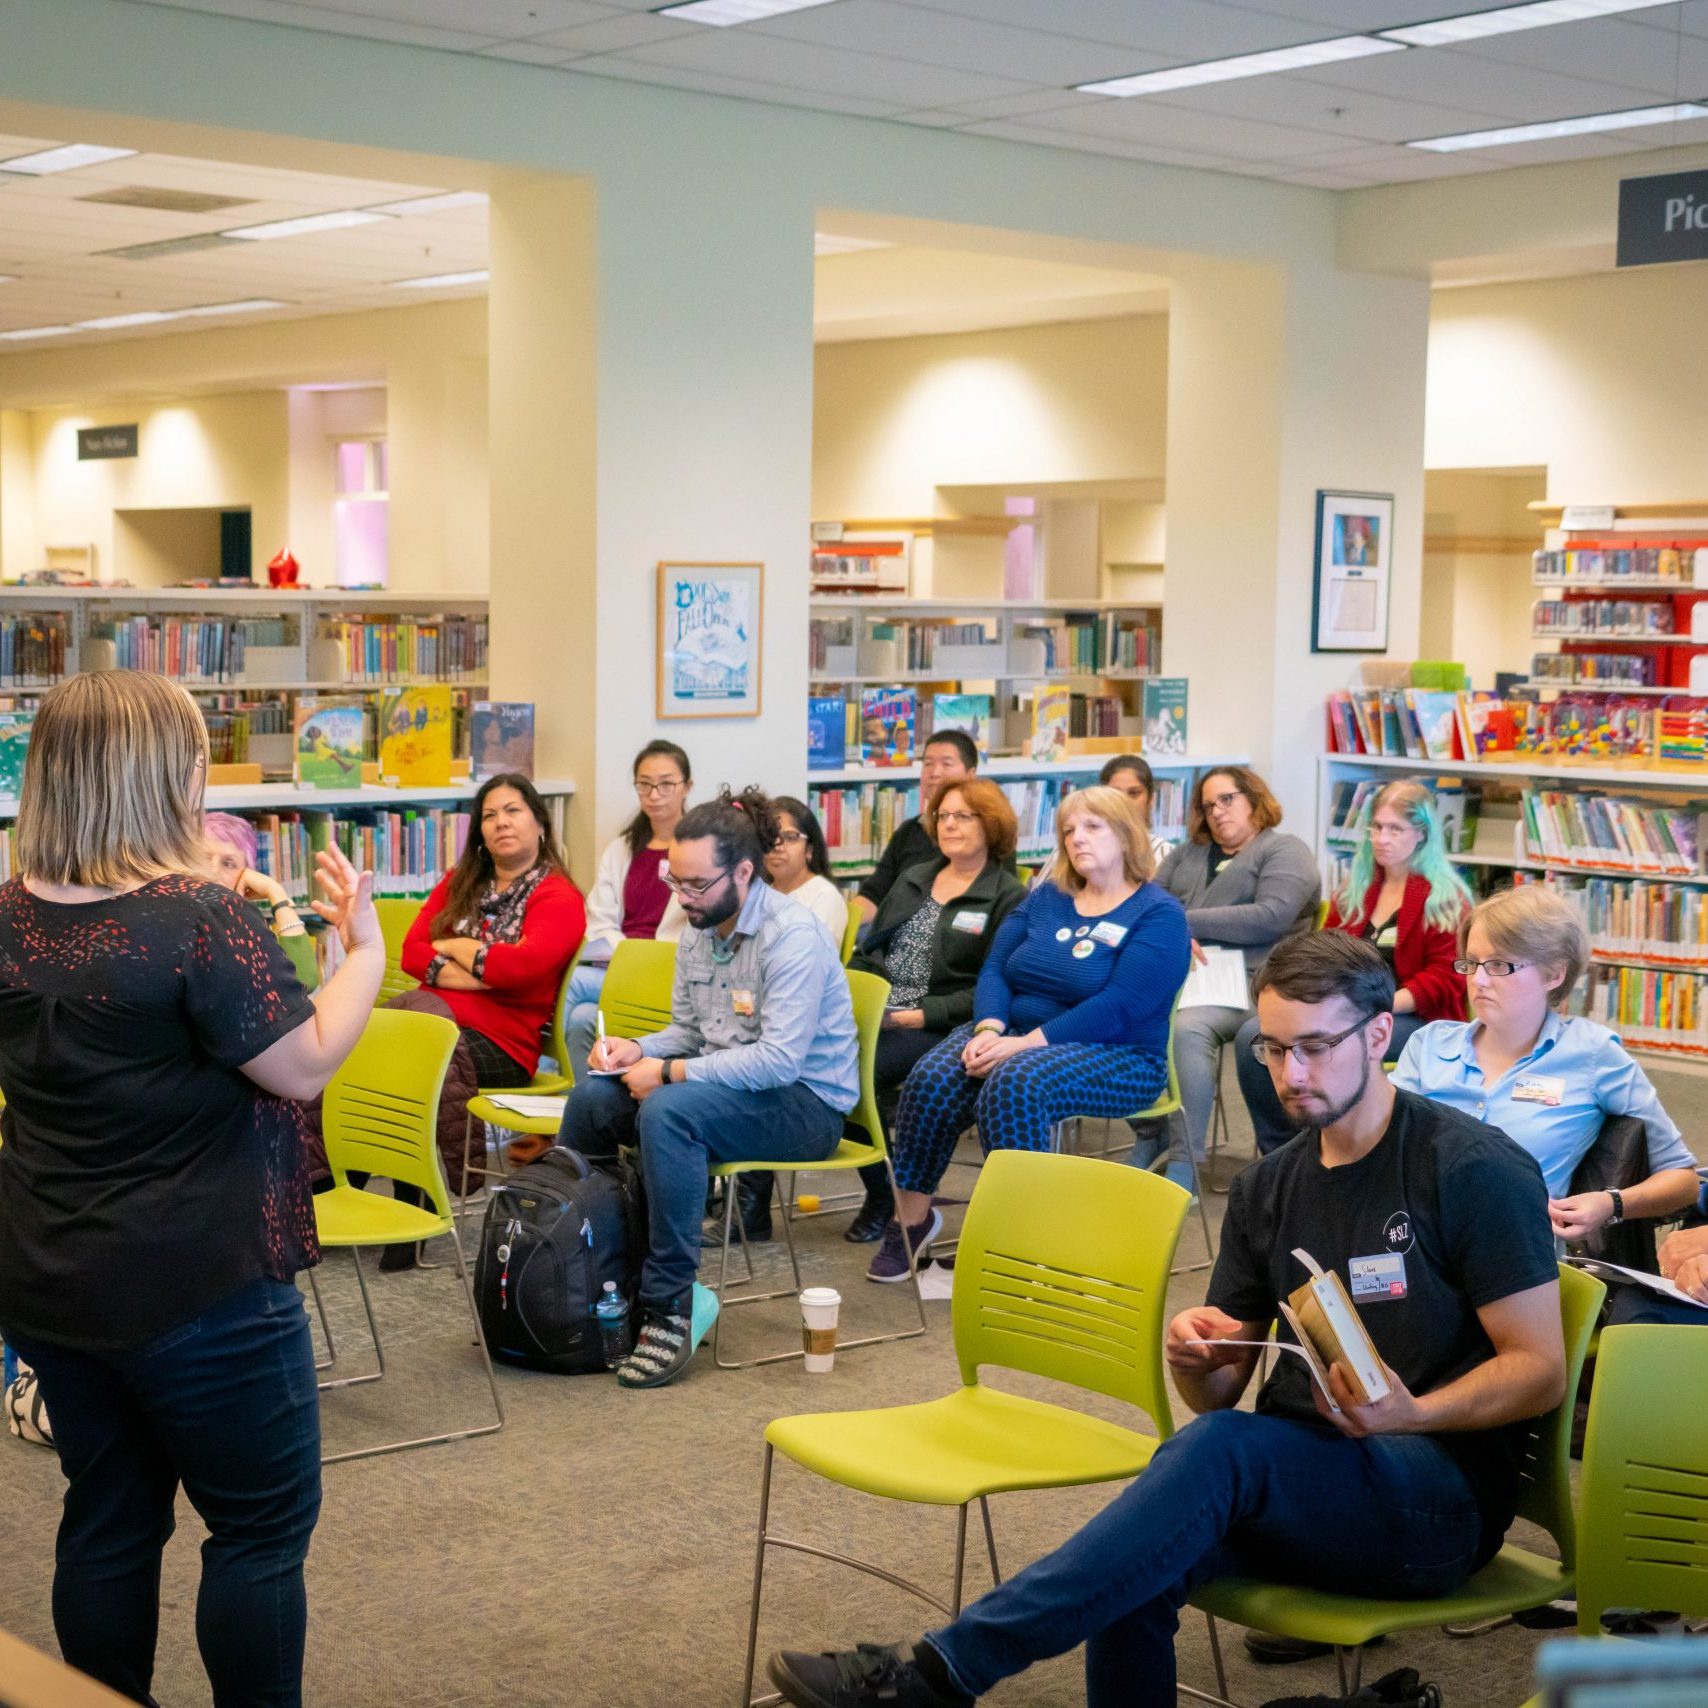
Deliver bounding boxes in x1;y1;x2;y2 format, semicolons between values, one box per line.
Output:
1411;100;1708;150
814;233;893;255
371;191;488;216
0;143;137;176
101;233;242;262
178;299;288;317
77;310;179;330
225;209;391;242
0;325;75;341
1382;0;1671;48
655;0;838;24
1076;34;1404;98
392;269;490;289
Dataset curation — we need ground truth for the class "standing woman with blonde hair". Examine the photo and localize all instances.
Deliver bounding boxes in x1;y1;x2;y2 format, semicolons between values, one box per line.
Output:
0;671;384;1708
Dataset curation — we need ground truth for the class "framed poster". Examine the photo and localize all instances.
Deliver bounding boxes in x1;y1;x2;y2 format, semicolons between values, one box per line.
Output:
1311;491;1393;654
656;561;763;719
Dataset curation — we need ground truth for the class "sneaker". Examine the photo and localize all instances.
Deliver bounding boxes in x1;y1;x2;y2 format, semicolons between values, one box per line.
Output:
768;1642;967;1708
615;1306;696;1389
844;1192;894;1244
866;1209;942;1284
1245;1631;1385;1665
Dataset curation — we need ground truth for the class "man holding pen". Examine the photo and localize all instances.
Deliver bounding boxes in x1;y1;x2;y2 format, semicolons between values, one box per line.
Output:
764;932;1564;1708
562;787;858;1390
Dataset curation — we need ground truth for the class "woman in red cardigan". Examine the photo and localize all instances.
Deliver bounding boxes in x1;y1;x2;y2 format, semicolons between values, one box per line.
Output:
387;773;583;1259
1234;778;1470;1154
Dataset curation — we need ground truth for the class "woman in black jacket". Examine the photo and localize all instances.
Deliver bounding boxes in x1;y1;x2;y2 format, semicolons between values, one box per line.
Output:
844;776;1027;1240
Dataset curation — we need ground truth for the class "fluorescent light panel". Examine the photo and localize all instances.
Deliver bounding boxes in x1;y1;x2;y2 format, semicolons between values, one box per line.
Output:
0;143;136;175
1383;0;1672;48
392;269;489;289
371;190;488;216
0;300;289;341
78;310;177;330
1076;34;1403;97
178;299;287;317
813;233;893;255
0;325;75;341
1411;100;1708;150
655;0;838;25
226;209;389;241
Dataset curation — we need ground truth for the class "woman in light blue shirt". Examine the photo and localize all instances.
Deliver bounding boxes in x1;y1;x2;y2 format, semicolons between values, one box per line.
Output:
1393;884;1698;1240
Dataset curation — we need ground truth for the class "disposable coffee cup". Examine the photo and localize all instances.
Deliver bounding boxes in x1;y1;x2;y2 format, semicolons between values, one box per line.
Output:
800;1286;841;1373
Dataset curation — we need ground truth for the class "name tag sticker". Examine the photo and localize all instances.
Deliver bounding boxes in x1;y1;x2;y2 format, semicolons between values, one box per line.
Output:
1349;1252;1408;1302
1090;921;1128;947
731;988;756;1017
951;910;989;935
1512;1075;1565;1106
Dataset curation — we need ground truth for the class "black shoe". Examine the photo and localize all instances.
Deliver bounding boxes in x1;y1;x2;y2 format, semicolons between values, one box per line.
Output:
615;1305;697;1390
768;1642;967;1708
1259;1666;1438;1708
845;1192;893;1243
700;1183;773;1247
378;1242;422;1272
1245;1630;1386;1665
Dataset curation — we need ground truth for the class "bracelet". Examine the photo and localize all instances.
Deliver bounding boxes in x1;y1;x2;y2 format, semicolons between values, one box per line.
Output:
973;1020;1005;1036
1607;1188;1625;1226
270;898;296;916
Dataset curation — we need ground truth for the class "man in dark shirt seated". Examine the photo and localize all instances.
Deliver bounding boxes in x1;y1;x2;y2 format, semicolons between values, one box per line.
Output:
853;730;979;927
764;931;1565;1708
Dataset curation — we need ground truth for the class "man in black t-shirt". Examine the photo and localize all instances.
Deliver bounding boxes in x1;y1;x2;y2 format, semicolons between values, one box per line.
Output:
853;730;979;925
764;932;1564;1708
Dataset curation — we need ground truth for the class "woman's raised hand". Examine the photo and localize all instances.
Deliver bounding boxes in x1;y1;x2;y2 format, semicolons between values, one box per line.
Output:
311;846;380;955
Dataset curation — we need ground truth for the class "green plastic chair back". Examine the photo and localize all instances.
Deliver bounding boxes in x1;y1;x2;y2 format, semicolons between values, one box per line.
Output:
373;897;421;1004
952;1149;1188;1437
1575;1324;1708;1630
1132;991;1184;1122
323;1007;460;1215
601;938;677;1040
843;967;891;1159
840;907;861;966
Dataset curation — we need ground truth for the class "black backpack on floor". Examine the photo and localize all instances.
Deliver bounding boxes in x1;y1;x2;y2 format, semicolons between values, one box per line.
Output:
474;1146;642;1374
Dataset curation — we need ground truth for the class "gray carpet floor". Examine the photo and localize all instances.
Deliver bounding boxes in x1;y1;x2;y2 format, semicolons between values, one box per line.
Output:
6;1062;1707;1708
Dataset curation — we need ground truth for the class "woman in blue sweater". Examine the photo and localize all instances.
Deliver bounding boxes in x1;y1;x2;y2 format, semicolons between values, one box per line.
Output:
867;785;1191;1282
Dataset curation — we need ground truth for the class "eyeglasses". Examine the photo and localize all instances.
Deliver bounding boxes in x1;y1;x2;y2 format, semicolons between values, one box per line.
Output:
635;778;684;798
1452;958;1531;978
1250;1014;1375;1067
664;867;728;899
773;831;807;846
935;811;978;826
1204;791;1244;814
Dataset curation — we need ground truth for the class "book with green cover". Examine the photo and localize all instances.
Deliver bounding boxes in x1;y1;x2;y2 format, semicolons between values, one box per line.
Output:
932;692;991;758
0;712;33;799
294;698;365;789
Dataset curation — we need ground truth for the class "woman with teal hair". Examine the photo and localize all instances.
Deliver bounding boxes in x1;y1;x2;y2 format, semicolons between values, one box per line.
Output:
1234;778;1472;1153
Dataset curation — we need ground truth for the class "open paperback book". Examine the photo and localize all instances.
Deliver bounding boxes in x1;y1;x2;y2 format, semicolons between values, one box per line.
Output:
1188;1248;1392;1413
1563;1254;1708;1312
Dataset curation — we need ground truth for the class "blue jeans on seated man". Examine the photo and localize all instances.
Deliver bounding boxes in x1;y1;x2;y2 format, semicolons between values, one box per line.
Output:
3;1275;322;1708
562;959;610;1080
560;1072;844;1310
923;1408;1483;1708
1232;1010;1428;1156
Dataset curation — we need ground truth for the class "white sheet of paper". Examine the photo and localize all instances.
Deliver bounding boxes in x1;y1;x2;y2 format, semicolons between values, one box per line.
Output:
917;1265;955;1302
1178;945;1249;1011
483;1095;569;1119
1565;1255;1708;1312
1185;1330;1340;1410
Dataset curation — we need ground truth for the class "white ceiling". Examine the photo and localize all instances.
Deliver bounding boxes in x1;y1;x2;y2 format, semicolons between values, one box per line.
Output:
107;0;1708;188
0;131;488;345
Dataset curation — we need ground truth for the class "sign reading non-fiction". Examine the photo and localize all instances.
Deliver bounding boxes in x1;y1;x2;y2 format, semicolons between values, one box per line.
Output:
1618;169;1708;269
77;424;138;460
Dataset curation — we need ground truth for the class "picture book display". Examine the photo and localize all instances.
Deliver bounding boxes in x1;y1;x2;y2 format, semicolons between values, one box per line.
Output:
294;697;365;789
0;711;33;798
807;695;848;770
931;692;992;758
859;686;915;767
469;702;536;780
1030;684;1071;762
1142;677;1188;756
379;685;452;787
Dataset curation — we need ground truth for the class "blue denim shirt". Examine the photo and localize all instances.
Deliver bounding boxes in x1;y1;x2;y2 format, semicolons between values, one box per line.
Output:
1391;1010;1693;1198
639;880;859;1112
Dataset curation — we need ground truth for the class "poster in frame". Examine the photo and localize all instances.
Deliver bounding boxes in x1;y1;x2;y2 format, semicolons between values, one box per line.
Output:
656;561;763;719
1311;491;1394;654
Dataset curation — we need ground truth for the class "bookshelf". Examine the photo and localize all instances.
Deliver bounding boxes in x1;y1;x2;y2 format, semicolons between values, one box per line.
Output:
1319;749;1708;1068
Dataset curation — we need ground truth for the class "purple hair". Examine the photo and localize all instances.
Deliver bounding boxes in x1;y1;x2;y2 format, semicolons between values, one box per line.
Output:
203;811;258;868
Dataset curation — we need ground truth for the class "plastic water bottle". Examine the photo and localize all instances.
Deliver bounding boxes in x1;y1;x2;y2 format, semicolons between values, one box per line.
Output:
594;1281;632;1368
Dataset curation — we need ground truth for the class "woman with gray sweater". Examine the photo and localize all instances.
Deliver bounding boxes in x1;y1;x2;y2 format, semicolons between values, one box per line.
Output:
1143;765;1319;1189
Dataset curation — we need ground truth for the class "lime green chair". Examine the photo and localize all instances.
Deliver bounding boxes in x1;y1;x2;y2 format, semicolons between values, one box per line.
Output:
709;967;926;1368
372;897;420;1006
314;1007;505;1464
1193;1262;1605;1702
739;1150;1191;1705
839;906;861;966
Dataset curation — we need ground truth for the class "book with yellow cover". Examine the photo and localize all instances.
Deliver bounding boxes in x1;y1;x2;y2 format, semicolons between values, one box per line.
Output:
378;685;453;787
1285;1247;1391;1407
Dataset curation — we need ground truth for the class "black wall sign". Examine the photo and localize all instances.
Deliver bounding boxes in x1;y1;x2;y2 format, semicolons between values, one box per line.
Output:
1618;169;1708;268
76;424;138;460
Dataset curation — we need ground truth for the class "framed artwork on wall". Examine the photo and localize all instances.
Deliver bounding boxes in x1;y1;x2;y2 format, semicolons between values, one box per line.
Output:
656;561;763;719
1311;491;1394;654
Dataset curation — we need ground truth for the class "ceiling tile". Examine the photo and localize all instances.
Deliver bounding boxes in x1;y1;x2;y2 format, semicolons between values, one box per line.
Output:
1626;2;1708;43
295;0;616;34
477;40;579;64
527;11;701;53
906;88;1104;122
1232;0;1519;27
1452;17;1708;98
895;0;1337;58
568;56;908;117
994;94;1369;161
121;0;504;48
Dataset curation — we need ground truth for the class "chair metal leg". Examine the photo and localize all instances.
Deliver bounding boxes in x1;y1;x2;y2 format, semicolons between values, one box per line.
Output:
1171;1130;1216;1277
1208;1613;1228;1700
1345;1645;1363;1695
317;1248;385;1392
1335;1647;1350;1697
305;1267;337;1372
978;1496;1001;1587
742;1443;776;1708
950;1503;969;1617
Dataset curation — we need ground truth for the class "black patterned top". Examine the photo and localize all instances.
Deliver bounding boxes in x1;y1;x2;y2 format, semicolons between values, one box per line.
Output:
0;874;317;1352
882;896;941;1009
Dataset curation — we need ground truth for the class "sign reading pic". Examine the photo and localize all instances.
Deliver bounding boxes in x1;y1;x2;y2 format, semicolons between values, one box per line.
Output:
76;424;138;460
1618;169;1708;269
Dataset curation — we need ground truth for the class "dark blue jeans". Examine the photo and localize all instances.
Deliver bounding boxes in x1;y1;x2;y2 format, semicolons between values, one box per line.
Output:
3;1276;322;1708
928;1408;1484;1708
562;1074;844;1309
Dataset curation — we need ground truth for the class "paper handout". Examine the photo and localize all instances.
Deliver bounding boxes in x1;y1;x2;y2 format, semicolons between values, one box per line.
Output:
1564;1255;1708;1312
1178;945;1249;1011
483;1095;569;1120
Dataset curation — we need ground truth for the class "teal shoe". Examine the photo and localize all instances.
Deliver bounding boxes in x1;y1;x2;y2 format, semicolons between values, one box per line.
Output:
690;1281;720;1352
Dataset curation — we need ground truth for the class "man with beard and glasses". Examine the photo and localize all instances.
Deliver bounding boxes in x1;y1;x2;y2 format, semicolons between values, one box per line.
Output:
764;931;1564;1708
559;787;857;1389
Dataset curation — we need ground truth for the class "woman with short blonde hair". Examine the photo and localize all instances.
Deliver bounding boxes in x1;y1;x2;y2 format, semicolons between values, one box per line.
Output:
1044;784;1155;892
0;669;385;1707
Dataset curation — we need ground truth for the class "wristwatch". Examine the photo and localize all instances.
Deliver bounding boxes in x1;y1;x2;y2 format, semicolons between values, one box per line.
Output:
1607;1188;1625;1226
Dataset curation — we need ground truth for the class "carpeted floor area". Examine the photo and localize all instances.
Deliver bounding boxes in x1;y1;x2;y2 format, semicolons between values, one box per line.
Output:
5;1061;1707;1708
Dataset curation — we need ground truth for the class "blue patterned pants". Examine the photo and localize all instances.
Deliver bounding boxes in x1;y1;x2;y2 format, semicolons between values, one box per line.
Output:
890;1022;1169;1195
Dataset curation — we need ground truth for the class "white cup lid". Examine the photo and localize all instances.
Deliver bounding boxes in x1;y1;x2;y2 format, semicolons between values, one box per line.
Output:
799;1286;842;1307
